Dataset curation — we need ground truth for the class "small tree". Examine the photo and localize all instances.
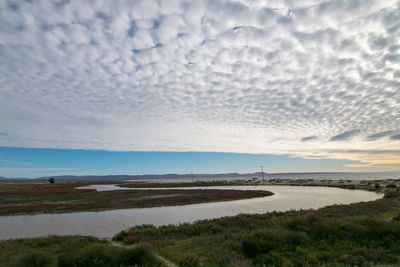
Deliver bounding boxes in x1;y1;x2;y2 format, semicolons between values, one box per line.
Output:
48;177;55;184
386;183;397;189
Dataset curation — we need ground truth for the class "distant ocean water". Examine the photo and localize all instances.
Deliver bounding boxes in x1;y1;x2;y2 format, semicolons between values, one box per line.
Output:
259;172;400;181
140;172;400;182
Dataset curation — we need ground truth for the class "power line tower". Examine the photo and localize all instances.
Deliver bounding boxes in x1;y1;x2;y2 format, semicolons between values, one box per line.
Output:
260;166;265;181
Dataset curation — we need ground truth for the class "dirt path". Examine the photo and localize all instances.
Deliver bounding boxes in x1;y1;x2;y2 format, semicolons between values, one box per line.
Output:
105;238;177;267
153;253;178;267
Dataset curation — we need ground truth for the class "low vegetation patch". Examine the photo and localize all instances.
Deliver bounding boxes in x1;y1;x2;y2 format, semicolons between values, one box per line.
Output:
0;236;162;267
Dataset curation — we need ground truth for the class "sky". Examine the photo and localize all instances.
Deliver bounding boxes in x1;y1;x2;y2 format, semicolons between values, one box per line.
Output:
0;147;362;178
0;0;399;178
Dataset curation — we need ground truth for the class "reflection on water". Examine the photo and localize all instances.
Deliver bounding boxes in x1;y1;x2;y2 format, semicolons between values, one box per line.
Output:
0;186;382;240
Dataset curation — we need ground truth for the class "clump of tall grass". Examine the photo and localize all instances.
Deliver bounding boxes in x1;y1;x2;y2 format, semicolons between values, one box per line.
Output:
58;244;159;267
242;229;307;258
178;256;201;267
15;251;54;267
11;243;160;267
384;187;400;199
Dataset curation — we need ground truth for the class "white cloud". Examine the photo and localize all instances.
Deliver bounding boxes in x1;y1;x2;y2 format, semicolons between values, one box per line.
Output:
0;0;400;169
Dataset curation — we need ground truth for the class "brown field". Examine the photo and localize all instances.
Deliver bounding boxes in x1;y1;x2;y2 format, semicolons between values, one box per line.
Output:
0;181;273;216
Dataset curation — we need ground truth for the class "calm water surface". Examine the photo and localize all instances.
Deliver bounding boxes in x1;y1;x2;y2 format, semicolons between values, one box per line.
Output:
0;186;382;240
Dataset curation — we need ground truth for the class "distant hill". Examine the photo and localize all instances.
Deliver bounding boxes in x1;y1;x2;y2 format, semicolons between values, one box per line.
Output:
34;173;252;182
0;173;256;182
0;176;29;181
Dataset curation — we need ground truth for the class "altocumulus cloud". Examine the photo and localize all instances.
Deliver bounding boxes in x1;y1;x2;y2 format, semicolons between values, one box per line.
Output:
301;136;318;142
329;130;361;141
366;130;396;141
0;0;400;169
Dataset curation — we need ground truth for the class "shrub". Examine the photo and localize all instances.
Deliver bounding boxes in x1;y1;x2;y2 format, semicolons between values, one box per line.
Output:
16;251;53;267
57;254;76;267
179;256;201;267
57;244;159;267
123;234;141;244
252;252;287;266
74;245;113;266
384;189;400;199
112;230;127;242
116;245;157;266
241;229;307;258
113;224;159;243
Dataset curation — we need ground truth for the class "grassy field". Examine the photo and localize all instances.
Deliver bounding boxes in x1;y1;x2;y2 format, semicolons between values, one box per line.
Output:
0;181;272;216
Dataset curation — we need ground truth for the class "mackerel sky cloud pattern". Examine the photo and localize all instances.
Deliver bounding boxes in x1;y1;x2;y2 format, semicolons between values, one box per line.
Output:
0;0;399;169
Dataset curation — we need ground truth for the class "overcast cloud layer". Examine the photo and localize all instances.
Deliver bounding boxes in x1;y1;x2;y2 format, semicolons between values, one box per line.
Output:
1;0;399;169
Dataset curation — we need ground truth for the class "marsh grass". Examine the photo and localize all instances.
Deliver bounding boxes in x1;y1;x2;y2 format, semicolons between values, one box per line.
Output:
0;236;162;267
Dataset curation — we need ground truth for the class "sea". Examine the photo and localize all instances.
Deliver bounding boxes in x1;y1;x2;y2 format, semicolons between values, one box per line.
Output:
131;172;400;183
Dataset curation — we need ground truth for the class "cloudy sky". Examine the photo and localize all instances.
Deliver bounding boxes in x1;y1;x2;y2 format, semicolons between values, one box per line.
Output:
1;0;400;176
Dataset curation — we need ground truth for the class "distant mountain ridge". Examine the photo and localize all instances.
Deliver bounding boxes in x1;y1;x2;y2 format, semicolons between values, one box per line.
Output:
0;172;258;181
34;173;253;181
0;176;29;181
